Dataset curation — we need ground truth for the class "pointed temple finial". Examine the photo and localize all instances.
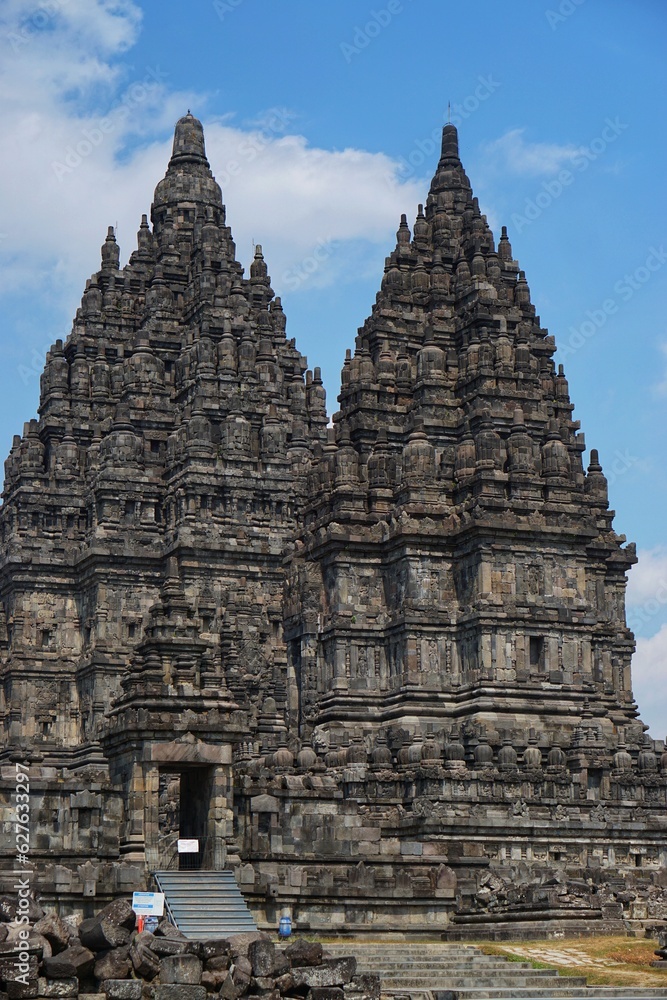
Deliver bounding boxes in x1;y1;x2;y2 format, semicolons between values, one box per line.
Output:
447;100;451;124
152;113;222;224
440;122;459;161
169;112;208;167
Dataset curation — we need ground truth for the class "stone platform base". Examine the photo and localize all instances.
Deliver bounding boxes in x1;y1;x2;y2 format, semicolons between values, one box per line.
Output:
442;916;628;942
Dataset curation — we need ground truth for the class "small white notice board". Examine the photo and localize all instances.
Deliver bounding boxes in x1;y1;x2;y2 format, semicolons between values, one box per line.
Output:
177;839;199;853
132;891;165;916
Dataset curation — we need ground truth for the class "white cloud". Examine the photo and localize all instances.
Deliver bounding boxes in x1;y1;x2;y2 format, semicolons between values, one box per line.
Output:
205;124;423;292
483;127;584;176
632;624;667;739
0;0;424;329
626;546;667;606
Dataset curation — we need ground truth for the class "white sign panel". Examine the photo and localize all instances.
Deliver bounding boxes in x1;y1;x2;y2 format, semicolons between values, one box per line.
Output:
177;839;199;853
132;891;165;916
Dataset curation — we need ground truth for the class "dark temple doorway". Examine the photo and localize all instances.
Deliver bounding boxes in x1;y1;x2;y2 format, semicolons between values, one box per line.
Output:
178;767;212;870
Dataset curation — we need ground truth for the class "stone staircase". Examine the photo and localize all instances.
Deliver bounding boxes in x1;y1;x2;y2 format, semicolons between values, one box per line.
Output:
324;941;667;999
153;870;257;938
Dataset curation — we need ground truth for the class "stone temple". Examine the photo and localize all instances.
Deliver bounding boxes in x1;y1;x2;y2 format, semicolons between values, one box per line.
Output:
0;113;665;936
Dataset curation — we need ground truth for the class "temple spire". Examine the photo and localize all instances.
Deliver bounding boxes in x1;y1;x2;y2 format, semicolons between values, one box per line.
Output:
440;122;459;161
151;112;223;232
169;111;209;167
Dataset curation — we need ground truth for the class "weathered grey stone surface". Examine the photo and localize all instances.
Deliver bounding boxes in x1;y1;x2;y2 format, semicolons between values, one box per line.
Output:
342;974;380;1000
291;959;356;988
0;113;665;936
199;970;226;992
247;940;275;978
78;922;129;955
100;982;141;1000
231;956;252;992
283;942;321;968
153;987;206;1000
92;949;130;983
159;956;202;986
34;917;71;956
42;947;95;981
128;935;159;980
37;978;78;998
309;989;343;1000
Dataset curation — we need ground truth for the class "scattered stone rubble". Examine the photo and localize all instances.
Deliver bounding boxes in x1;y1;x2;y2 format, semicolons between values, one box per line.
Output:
0;898;377;1000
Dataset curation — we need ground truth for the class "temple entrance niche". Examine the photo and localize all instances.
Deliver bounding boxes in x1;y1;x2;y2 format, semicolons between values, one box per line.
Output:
157;766;213;870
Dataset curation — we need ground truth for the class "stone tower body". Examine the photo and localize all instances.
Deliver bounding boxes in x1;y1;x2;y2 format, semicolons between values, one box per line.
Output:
286;123;639;749
0;116;665;935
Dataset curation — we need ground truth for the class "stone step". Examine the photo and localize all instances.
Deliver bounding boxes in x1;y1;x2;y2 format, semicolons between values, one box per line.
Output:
327;950;484;958
324;941;667;1000
421;992;667;999
357;956;533;972
325;945;480;951
356;964;542;975
325;943;479;948
347;955;533;963
382;975;587;988
352;958;548;967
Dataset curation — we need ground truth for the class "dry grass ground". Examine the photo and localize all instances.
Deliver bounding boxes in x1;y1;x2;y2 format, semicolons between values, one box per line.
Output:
479;935;666;988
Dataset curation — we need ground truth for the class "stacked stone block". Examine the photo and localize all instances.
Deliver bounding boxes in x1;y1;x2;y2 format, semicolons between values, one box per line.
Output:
0;898;376;1000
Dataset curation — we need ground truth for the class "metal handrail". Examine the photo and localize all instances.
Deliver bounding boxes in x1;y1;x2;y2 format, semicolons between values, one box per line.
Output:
153;871;178;927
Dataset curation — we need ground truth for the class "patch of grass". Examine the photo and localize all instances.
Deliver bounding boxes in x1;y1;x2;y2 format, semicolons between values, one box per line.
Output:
478;934;667;988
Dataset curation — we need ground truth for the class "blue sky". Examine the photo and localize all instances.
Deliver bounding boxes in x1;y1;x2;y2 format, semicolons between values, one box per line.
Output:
1;0;666;734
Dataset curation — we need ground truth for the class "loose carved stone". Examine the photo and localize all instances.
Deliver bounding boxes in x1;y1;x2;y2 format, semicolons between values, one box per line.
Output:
218;973;243;1000
201;970;228;992
153;988;206;1000
159;956;202;986
231;956;252;993
36;978;78;998
291;960;356;989
78;921;130;954
283;944;322;969
91;903;135;934
206;956;231;973
34;915;71;955
342;976;380;1000
128;935;160;980
247;941;275;978
93;947;131;982
309;990;343;1000
150;938;192;959
100;982;142;1000
42;946;95;981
